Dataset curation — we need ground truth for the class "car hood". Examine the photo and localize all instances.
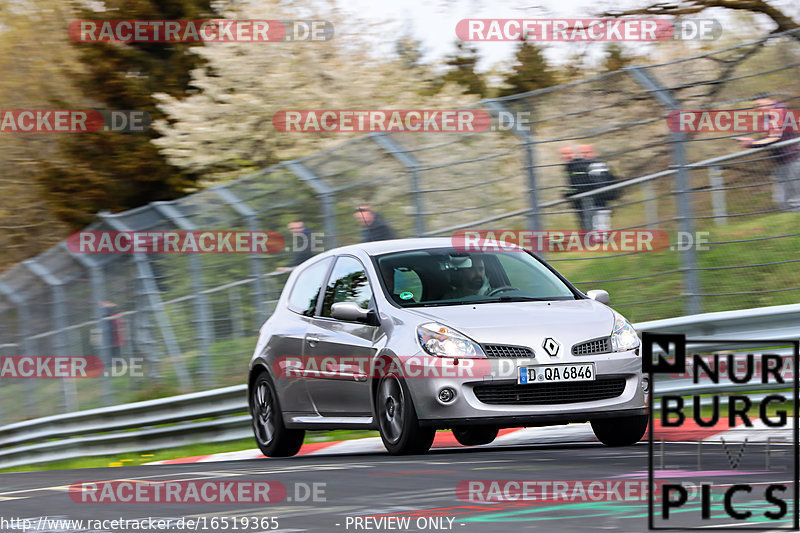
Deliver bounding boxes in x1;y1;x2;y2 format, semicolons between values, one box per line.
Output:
405;299;616;352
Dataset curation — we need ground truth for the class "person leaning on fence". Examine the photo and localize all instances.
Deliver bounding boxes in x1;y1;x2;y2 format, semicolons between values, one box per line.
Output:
354;205;397;242
91;300;125;359
560;145;595;231
287;220;315;266
735;93;800;212
579;144;622;233
276;220;315;272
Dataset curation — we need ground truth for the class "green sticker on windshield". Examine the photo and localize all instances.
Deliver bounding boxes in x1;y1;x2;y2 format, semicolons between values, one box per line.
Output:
399;291;414;300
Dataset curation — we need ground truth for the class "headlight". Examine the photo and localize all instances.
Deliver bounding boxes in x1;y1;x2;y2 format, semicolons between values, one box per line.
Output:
610;311;640;352
417;323;486;358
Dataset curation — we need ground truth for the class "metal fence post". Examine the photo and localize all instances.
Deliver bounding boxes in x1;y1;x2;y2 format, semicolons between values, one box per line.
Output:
483;100;542;232
626;66;701;315
709;166;727;225
371;133;425;236
643;180;659;229
214;188;267;329
22;260;77;413
152;202;214;388
61;243;114;406
0;281;36;417
99;213;192;391
285;161;338;249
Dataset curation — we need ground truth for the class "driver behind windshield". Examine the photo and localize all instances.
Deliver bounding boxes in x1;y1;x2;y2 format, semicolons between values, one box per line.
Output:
443;255;490;299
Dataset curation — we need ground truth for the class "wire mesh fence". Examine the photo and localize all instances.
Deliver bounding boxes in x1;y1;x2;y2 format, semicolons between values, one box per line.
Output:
1;29;799;423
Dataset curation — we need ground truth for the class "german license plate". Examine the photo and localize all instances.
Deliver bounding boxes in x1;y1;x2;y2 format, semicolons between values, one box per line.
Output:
518;363;595;384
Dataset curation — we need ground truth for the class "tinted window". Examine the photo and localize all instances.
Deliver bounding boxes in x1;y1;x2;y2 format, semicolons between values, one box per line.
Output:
321;256;373;318
375;249;575;307
287;258;332;316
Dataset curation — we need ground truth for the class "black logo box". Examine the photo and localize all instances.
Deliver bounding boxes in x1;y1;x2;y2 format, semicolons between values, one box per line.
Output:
644;332;800;530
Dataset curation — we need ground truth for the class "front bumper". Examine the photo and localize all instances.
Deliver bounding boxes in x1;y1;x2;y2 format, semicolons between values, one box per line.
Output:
403;351;646;425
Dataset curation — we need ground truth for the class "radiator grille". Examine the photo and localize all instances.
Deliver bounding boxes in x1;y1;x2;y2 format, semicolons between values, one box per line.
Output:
482;344;534;358
473;378;626;405
572;337;611;356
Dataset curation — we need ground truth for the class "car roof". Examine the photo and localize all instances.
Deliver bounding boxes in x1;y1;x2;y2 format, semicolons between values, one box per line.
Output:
323;237;498;257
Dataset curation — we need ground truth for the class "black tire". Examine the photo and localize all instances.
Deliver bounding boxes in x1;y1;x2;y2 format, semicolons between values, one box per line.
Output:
591;414;649;447
453;426;499;446
375;374;435;455
250;372;305;457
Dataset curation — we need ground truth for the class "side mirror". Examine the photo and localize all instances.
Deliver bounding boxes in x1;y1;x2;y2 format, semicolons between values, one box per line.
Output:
586;289;610;305
331;302;372;323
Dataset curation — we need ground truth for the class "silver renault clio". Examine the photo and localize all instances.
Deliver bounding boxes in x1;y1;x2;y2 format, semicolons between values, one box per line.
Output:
248;238;648;456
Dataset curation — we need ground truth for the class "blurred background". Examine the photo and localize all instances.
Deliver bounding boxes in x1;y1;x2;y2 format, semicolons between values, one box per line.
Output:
0;0;799;425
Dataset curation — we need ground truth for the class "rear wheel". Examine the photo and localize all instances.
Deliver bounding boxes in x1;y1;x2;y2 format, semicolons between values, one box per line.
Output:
376;374;435;455
251;372;305;457
591;414;649;447
453;426;499;446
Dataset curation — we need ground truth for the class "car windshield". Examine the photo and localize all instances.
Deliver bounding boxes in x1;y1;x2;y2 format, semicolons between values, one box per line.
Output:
375;248;577;307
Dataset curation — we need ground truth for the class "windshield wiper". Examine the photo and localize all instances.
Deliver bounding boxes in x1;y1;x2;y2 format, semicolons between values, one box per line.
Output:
475;296;555;303
403;301;466;307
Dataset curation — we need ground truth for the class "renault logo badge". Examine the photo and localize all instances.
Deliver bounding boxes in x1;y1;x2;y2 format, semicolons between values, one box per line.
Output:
543;338;560;357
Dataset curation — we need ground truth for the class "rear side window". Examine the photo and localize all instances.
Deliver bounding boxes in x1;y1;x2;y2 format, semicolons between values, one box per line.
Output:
321;256;373;317
287;258;332;316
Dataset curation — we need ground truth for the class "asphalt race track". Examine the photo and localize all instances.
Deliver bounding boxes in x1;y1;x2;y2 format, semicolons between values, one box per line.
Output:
1;440;795;532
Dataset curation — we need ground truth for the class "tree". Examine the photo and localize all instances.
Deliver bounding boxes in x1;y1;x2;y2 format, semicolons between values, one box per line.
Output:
499;41;556;97
38;0;215;228
153;1;478;184
0;0;91;269
395;34;424;70
601;43;633;73
602;1;798;34
441;41;489;97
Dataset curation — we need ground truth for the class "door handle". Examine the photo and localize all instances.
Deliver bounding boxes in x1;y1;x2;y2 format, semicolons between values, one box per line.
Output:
306;335;320;347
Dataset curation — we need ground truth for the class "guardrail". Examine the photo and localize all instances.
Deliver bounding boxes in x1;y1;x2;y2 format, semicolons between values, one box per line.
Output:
1;303;798;470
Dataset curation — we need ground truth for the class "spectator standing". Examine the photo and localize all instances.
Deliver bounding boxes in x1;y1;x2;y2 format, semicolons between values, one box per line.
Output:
355;205;397;242
736;94;800;211
579;144;621;233
560;146;594;230
287;221;315;267
97;300;125;359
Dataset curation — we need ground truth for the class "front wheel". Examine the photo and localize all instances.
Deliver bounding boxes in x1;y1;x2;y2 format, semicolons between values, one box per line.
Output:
453;426;499;446
251;372;305;457
591;414;649;447
376;374;435;455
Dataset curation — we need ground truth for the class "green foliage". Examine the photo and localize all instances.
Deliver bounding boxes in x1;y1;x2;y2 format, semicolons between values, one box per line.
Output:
441;41;488;97
38;0;215;228
601;43;632;73
499;42;557;97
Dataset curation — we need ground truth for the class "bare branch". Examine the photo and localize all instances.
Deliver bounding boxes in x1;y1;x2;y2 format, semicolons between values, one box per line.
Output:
602;0;799;33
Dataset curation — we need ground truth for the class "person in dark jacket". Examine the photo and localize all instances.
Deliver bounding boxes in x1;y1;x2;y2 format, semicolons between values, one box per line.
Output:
355;205;397;242
579;144;621;233
560;146;595;231
735;94;800;211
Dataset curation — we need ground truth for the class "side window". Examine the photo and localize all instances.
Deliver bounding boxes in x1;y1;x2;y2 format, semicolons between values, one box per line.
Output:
287;258;332;316
321;256;373;318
